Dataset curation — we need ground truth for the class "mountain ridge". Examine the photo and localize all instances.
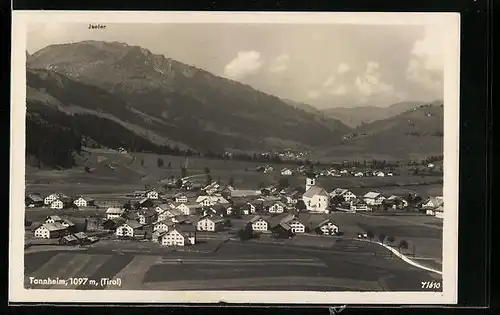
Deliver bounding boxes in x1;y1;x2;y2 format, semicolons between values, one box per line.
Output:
27;40;351;153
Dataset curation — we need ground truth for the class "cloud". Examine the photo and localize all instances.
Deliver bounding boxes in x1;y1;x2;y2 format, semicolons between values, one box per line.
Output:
406;27;444;92
269;54;290;73
354;61;394;100
322;75;336;88
330;85;348;95
337;62;350;75
224;50;263;79
307;90;320;100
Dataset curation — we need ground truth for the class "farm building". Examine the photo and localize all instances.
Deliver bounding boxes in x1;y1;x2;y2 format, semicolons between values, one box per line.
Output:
315;219;339;235
384;195;409;209
268;201;287;214
159;225;196;246
137;197;154;208
350;199;371;212
422;196;444;209
240;203;256;215
157;208;183;222
49;197;72;210
280;168;293;176
196;216;225;232
271;222;295;239
102;217;126;230
73;196;95;208
115;220;144;238
34;222;67;239
25;194;44;207
174;193;188;203
152;229;167;242
330;188;357;202
44;193;69;205
137;208;157;225
106;207;125;220
146;189;159;200
153;220;176;232
363;192;386;206
249;216;269;232
175;203;199;216
45;215;63;224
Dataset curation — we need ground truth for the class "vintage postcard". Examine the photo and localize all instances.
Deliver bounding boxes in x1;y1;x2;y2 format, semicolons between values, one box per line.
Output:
10;11;460;305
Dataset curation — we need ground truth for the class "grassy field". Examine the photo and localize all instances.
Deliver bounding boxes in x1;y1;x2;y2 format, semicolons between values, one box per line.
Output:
323;212;442;270
24;239;441;292
25;149;442;196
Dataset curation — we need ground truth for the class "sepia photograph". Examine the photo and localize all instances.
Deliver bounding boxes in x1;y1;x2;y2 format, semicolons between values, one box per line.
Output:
10;11;460;305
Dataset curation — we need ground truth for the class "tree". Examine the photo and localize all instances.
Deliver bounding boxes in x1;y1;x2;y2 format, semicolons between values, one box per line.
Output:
295;200;307;212
278;178;289;189
176;178;183;189
84;166;91;173
330;195;344;206
180;166;187;178
366;230;374;240
167;161;172;168
157;158;164;168
399;240;409;251
141;158;144;167
378;233;386;244
204;167;210;174
237;223;254;241
205;174;212;186
387;235;396;244
228;177;235;187
123;201;132;210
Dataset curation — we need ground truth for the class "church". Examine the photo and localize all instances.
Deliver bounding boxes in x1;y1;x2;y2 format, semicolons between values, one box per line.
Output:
301;176;330;214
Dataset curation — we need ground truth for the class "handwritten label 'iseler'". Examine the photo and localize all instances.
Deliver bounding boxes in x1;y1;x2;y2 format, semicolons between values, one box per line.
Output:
89;24;106;30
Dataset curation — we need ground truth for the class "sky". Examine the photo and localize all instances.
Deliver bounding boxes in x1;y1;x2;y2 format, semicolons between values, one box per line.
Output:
27;22;444;109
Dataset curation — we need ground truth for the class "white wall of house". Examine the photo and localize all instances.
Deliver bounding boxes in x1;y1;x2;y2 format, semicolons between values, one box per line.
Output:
34;226;50;239
50;200;64;209
319;223;339;234
161;230;186;246
74;198;88;207
116;225;134;237
147;191;159;199
107;213;122;220
269;204;284;213
252;220;268;231
44;194;58;205
197;218;215;231
289;221;305;233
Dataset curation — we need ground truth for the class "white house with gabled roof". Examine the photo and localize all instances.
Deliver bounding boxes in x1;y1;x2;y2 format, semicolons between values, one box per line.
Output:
363;192;386;206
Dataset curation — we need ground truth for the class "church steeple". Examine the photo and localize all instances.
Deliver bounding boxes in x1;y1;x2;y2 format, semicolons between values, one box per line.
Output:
306;176;316;191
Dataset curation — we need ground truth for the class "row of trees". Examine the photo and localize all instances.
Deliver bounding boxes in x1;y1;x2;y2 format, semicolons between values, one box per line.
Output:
365;230;409;252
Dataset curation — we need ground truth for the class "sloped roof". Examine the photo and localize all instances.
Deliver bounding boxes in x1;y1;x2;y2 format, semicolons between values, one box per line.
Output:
124;220;142;229
47;215;62;221
363;192;381;199
77;196;95;202
249;215;266;223
74;232;88;239
27;194;44;202
62;219;75;226
106;207;125;214
62;235;78;242
351;199;368;206
39;222;67;232
303;186;328;198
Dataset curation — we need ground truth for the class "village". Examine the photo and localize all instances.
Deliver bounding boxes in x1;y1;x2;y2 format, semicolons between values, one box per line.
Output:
25;163;445;250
